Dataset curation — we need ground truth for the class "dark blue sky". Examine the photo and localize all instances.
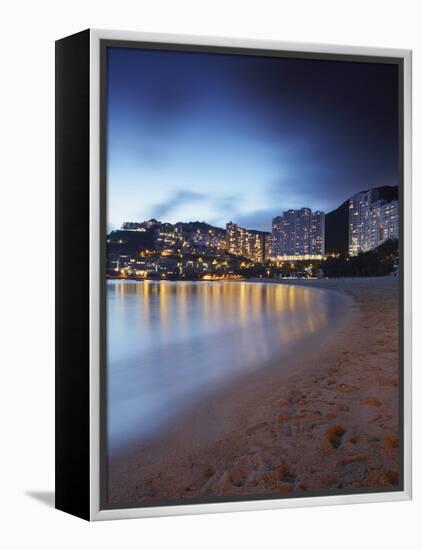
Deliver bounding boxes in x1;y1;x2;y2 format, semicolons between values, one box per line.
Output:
107;46;398;232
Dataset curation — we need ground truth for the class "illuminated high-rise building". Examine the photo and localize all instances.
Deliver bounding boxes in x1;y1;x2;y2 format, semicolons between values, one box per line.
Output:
271;208;325;259
226;222;269;262
226;222;244;256
348;190;373;256
348;190;399;255
310;211;325;255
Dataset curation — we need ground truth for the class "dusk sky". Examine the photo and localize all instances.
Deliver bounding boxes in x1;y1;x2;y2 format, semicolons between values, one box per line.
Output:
106;46;399;232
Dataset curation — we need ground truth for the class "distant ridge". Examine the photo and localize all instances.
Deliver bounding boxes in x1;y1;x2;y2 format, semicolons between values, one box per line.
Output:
325;185;399;256
174;220;225;234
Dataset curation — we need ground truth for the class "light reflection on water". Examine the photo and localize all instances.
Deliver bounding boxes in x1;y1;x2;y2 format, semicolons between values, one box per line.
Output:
107;280;342;455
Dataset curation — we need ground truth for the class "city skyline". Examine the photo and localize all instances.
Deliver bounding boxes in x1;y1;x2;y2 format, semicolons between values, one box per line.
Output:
116;182;397;234
107;47;399;232
107;181;399;280
111;183;398;264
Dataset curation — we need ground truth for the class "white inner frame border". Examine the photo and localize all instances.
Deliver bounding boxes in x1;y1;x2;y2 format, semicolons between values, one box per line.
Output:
89;29;412;521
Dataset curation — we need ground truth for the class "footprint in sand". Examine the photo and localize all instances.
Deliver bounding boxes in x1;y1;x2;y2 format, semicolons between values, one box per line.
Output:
361;396;382;407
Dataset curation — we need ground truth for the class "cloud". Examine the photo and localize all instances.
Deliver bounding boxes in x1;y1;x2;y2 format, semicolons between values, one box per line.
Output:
151;190;207;219
212;194;239;213
150;190;242;223
231;209;277;232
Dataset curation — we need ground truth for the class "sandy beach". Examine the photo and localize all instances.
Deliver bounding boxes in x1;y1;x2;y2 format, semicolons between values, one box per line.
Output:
108;276;400;506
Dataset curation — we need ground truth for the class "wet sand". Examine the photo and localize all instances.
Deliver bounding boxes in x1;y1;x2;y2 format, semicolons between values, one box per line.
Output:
108;277;400;505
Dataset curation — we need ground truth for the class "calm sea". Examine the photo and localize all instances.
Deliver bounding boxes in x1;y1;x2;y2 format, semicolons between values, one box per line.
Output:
107;280;345;455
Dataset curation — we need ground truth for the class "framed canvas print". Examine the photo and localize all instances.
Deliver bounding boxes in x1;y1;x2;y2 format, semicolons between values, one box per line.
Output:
55;29;412;521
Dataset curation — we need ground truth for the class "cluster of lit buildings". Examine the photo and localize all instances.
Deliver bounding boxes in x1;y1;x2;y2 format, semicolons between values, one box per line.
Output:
226;223;271;263
122;219;227;255
226;209;326;263
108;251;235;279
348;190;399;256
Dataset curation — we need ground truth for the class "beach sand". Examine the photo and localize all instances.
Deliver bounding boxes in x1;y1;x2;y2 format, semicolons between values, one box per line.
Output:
108;276;400;505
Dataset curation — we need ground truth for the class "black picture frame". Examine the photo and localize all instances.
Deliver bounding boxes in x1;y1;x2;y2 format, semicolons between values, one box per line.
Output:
55;29;412;521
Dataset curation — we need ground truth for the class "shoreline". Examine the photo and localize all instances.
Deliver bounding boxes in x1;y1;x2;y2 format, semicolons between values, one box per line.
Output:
108;277;400;505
